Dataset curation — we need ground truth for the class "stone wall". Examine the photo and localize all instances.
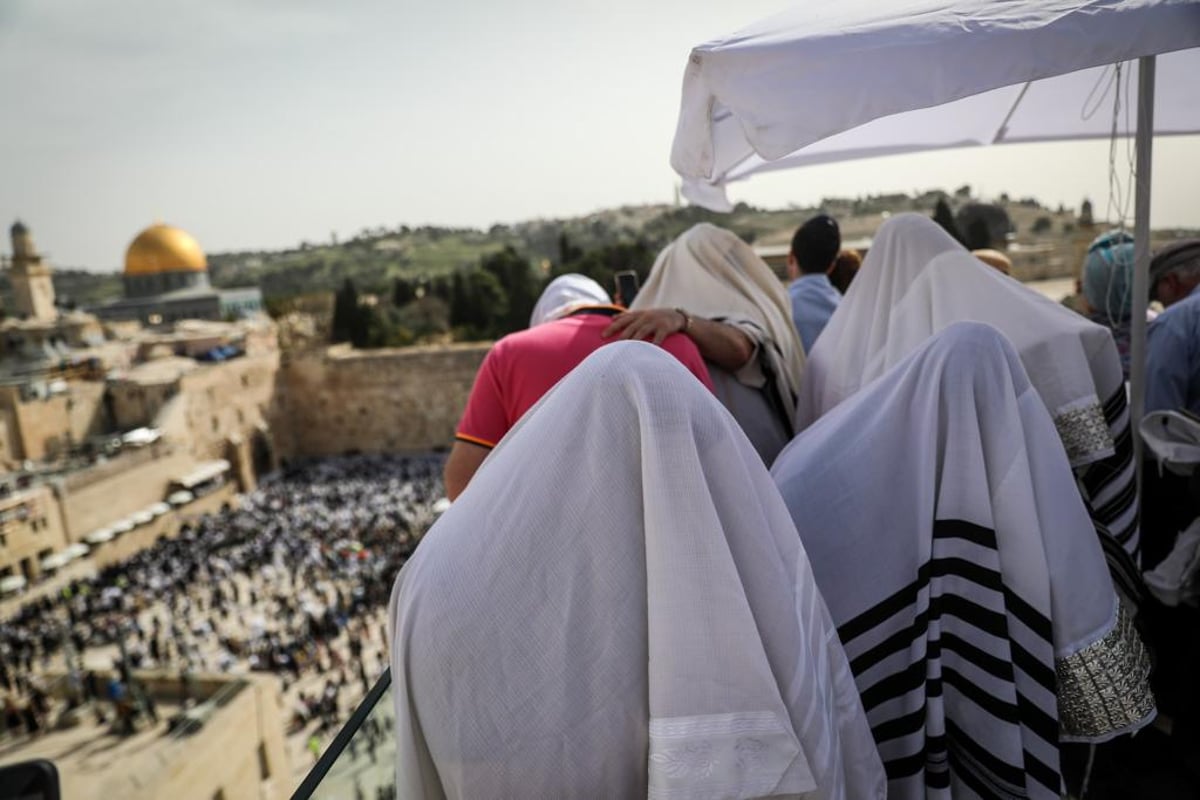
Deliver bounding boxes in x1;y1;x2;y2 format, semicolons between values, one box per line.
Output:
0;381;108;463
58;448;196;540
108;366;188;432
176;352;281;462
83;484;236;569
275;343;487;458
94;674;291;800
1;341;487;577
0;408;20;469
0;486;70;580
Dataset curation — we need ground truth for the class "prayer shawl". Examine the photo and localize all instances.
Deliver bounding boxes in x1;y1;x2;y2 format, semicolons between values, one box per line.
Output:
797;214;1141;585
389;342;885;800
632;223;806;433
529;273;611;326
772;323;1155;800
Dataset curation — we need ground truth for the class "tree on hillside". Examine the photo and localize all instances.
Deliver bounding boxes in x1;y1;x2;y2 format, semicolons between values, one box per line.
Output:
481;246;537;335
956;203;1011;250
557;233;583;267
393;277;416;307
331;278;360;343
932;198;966;245
428;277;451;303
449;271;469;328
965;218;993;250
457;269;509;337
554;240;657;292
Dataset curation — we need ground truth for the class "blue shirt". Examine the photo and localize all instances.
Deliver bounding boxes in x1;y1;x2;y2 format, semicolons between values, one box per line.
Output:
788;273;841;353
1145;283;1200;415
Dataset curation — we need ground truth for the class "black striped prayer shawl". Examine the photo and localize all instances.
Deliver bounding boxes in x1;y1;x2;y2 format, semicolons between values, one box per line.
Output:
773;323;1155;800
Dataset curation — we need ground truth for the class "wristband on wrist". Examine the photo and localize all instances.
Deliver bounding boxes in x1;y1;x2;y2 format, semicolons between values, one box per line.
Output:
674;308;693;334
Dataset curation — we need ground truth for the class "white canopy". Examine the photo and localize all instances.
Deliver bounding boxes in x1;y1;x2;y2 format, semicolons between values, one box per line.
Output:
670;0;1200;466
0;575;27;594
167;490;195;507
672;0;1200;205
176;459;231;490
64;542;90;559
131;510;155;526
121;427;161;448
111;518;136;534
39;552;70;571
85;527;115;544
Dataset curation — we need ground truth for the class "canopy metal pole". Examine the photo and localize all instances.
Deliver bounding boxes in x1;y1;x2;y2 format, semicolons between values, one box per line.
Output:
1130;55;1156;473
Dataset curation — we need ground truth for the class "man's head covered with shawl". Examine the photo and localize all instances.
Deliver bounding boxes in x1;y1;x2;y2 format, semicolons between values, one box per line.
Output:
632;223;806;407
528;273;611;327
389;341;884;800
774;321;1153;800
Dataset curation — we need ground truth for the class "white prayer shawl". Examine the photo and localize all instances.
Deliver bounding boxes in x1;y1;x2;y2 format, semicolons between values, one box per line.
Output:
528;273;611;326
632;223;806;432
772;322;1154;800
797;214;1140;568
389;342;884;800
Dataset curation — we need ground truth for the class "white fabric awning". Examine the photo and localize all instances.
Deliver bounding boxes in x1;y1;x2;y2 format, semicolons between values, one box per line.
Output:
671;1;1200;209
149;502;171;517
85;527;115;544
0;575;26;593
176;459;231;490
121;427;161;447
39;552;70;571
65;543;89;559
168;490;195;507
131;510;155;526
111;518;136;534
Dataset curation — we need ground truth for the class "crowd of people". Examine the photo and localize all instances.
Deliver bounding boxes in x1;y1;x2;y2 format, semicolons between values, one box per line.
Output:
0;454;444;749
4;211;1198;798
403;213;1200;798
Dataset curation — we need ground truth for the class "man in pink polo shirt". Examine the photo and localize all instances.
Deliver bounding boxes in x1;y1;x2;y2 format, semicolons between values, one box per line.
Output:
443;274;713;499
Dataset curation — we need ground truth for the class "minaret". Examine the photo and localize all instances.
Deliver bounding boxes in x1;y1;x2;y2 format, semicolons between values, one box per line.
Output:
9;221;57;321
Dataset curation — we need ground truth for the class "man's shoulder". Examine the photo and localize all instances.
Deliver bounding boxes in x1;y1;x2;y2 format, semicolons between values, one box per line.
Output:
791;274;839;306
492;316;605;357
1157;291;1200;329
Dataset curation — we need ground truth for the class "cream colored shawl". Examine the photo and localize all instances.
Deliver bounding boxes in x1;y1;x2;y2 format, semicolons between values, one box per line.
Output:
632;223;806;429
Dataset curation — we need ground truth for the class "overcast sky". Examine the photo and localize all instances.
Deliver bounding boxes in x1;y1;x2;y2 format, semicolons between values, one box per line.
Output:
1;0;1197;271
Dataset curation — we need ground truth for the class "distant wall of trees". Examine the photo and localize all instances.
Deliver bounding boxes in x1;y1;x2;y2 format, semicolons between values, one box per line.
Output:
328;236;665;349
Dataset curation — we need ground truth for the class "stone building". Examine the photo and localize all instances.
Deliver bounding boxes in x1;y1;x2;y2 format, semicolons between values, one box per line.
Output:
1;222;106;360
7;220;56;322
94;223;263;324
0;485;69;583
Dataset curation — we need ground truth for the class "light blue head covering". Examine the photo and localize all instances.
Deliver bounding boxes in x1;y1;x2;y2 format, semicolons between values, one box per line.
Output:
1083;230;1135;321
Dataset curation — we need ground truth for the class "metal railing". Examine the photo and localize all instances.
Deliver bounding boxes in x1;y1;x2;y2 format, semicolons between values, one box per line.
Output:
290;669;395;800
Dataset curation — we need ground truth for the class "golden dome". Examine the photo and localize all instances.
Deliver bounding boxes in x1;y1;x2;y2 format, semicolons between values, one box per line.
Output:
125;223;207;276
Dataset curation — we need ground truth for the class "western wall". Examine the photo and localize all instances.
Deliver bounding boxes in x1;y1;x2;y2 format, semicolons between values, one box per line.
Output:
274;342;488;458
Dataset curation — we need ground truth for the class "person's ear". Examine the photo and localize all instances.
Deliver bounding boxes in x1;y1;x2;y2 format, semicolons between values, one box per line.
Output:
1154;275;1174;304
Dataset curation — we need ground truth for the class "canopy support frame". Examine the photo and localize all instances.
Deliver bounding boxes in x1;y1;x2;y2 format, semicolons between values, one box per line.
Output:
1130;55;1156;483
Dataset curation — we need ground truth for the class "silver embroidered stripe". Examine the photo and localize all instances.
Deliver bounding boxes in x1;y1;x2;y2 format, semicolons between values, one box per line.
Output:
1056;601;1154;739
1054;402;1114;465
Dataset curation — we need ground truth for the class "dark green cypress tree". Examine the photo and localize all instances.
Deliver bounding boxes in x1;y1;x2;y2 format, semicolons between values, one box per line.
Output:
932;198;965;245
331;278;359;343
